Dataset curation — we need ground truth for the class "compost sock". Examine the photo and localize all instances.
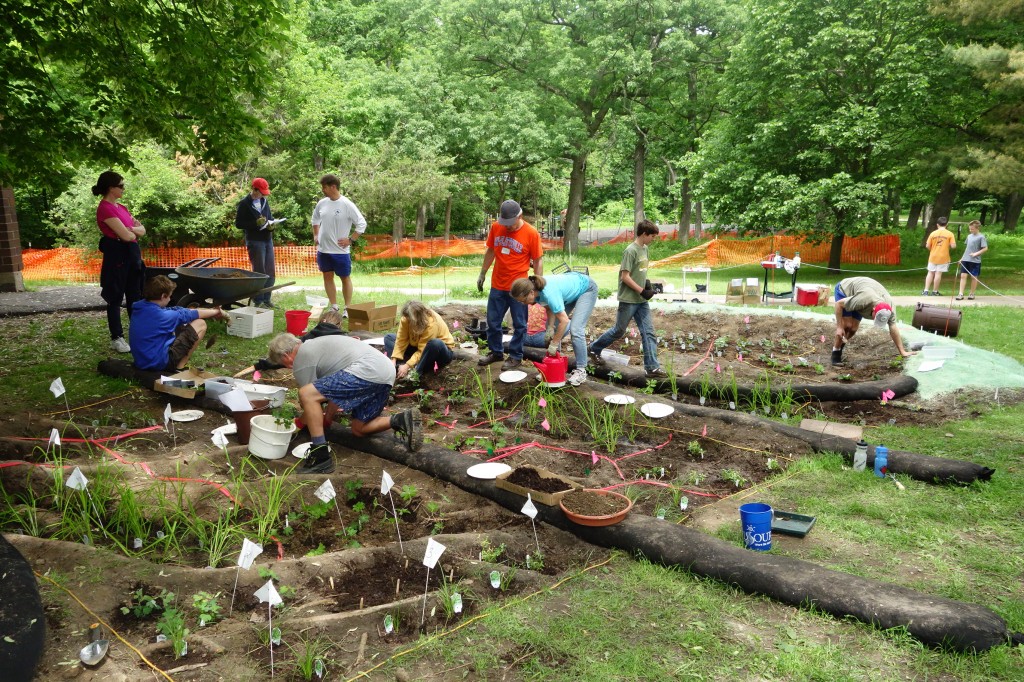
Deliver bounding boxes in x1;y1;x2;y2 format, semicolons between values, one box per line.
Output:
0;534;46;680
334;429;1014;652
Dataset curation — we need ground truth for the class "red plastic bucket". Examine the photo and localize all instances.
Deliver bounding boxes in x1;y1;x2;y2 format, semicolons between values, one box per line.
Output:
795;285;819;306
284;310;311;335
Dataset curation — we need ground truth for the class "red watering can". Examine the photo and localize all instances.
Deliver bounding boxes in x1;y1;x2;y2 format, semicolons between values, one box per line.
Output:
532;353;568;387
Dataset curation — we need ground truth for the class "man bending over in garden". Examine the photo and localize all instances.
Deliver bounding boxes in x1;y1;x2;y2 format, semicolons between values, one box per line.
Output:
832;276;915;365
267;333;422;474
129;275;229;371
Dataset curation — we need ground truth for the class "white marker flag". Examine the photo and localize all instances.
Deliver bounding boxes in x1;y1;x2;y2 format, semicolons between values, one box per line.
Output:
48;428;61;448
521;493;538;520
381;470;395;495
422;537;446;569
49;377;65;398
314;478;336;503
237;538;263;569
65;467;88;491
164;403;172;427
254;579;282;606
212;431;229;448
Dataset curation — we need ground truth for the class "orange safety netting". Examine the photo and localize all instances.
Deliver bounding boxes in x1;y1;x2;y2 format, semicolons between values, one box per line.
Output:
21;233;898;282
650;235;900;269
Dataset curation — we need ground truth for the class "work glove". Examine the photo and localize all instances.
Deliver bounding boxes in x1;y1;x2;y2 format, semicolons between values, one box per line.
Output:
542;331;554;347
641;284;655;301
477;273;486;292
546;343;558;357
256;216;267;227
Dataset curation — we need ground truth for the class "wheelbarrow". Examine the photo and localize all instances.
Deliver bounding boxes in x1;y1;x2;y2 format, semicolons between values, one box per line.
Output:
173;266;294;309
144;257;222;305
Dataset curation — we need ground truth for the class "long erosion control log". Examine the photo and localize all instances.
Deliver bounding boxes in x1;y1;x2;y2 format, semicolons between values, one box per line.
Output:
331;429;1014;652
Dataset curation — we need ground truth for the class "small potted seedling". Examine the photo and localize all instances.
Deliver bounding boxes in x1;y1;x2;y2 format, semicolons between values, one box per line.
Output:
248;404;298;460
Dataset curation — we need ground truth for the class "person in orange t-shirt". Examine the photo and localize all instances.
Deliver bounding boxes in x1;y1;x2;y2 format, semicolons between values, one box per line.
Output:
476;200;544;370
923;216;956;296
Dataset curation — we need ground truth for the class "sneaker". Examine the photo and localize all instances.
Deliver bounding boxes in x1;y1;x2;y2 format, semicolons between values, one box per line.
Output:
921;290;929;296
955;295;964;301
932;291;940;297
390;408;423;452
342;308;349;319
567;368;587;386
330;304;340;312
478;351;504;366
587;349;606;366
501;357;523;371
111;337;131;353
831;349;844;366
967;295;975;300
299;443;335;474
646;367;668;378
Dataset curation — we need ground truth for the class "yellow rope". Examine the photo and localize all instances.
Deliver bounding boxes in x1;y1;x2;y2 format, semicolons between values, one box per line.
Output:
344;557;614;681
631;420;795;461
42;390;141;416
34;571;175;682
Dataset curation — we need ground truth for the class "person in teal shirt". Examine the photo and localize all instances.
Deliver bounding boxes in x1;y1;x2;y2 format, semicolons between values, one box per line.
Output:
510;271;599;386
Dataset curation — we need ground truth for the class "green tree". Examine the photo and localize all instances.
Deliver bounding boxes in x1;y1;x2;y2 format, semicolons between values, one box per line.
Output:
689;0;975;270
1;0;291;186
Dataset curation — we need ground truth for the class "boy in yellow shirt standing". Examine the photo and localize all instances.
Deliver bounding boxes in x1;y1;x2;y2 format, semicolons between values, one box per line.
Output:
923;217;956;296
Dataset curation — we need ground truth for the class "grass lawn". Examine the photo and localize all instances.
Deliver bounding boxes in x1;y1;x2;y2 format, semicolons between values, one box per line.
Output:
8;230;1024;679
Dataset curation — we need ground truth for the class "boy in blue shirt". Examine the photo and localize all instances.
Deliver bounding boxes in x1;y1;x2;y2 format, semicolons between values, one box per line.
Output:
129;275;229;371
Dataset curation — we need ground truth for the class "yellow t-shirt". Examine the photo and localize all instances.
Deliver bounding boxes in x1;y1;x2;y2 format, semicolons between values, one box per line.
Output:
926;227;956;265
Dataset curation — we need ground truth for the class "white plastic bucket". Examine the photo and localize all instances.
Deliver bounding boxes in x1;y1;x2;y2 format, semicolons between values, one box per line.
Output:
248;414;297;460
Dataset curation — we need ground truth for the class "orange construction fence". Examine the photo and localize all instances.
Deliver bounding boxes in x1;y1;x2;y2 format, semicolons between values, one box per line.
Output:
21;233;898;282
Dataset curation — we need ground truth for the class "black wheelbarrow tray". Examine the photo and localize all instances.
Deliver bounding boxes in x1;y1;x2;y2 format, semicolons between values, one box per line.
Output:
173;266;294;309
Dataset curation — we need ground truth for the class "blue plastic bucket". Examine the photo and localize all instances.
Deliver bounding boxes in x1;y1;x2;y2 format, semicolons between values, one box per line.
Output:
739;503;773;551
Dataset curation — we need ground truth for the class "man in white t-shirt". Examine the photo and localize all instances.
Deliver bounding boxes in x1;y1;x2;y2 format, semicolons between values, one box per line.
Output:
311;174;367;317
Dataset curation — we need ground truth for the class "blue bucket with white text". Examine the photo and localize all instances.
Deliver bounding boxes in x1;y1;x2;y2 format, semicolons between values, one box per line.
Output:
739;503;773;551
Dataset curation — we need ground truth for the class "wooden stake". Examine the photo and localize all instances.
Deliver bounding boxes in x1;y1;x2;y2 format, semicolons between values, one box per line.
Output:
359;596;364;610
356;632;367;664
329;576;334;591
395;579;401;597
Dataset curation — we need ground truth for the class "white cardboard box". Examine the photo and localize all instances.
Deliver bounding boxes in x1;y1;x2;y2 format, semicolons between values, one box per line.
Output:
227;306;274;339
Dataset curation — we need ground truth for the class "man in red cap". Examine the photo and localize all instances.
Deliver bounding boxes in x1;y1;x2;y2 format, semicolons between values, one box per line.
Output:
832;276;915;365
235;177;277;308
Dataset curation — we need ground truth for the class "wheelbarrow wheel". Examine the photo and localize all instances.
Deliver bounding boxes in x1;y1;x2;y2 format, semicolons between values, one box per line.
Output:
176;293;208;309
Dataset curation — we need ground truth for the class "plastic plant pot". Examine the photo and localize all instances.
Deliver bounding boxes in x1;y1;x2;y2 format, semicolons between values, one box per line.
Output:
559;489;633;527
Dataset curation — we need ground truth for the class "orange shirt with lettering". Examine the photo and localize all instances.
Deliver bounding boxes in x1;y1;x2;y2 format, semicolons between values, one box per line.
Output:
485;221;543;291
926;227;956;265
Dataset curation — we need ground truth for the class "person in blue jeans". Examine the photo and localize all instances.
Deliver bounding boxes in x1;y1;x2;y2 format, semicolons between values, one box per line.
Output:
587;219;667;378
383;300;457;381
235;177;276;308
510;272;599;386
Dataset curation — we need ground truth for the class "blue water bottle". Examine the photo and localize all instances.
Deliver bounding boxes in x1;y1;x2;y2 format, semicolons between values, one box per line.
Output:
874;445;889;478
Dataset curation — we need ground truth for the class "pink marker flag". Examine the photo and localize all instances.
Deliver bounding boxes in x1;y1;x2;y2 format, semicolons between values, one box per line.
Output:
444;403;450;416
701;424;707;437
591;450;598;464
538;397;547;408
820;335;826;343
738;353;743;361
453;320;460;328
744;315;750;324
541;418;550;431
715;363;721;373
880;389;896;404
253;370;262;382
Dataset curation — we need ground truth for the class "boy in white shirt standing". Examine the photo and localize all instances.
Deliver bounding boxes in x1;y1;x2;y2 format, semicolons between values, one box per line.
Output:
312;174;367;317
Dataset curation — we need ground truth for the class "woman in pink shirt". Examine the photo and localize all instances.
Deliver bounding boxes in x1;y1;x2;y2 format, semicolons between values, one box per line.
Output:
92;171;146;353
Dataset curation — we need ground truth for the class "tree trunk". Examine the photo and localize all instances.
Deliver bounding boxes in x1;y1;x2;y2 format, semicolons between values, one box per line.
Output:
392;212;405;242
882;188;891;230
979;206;987;225
694;201;703;240
444;195;452;239
891;192;901;230
564;153;587;254
1004;192;1022;233
827;231;845;273
905;202;922;230
927;178;958;232
415;203;426;240
633;134;646;226
679;176;691;246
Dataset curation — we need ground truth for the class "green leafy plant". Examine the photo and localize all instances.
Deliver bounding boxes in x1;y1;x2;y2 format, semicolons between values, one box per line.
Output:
638;379;658;395
156;607;189;659
720;468;748;488
121;587;174;619
526;550;545;571
398;484;418;505
687;440;705;459
288;633;332;681
192;591;222;627
305;543;327;557
344;479;362;503
479;538;506;563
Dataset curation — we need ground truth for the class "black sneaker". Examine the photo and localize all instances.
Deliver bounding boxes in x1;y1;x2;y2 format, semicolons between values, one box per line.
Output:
501;357;523;371
646;367;668;378
588;349;606;366
390;408;423;452
831;349;844;366
299;443;335;474
478;351;504;366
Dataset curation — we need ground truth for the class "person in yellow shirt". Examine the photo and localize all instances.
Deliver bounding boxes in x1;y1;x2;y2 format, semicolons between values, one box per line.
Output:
923;217;956;296
383;301;457;380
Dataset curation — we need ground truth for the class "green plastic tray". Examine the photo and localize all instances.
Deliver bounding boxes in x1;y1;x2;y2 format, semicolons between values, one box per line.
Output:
772;511;816;538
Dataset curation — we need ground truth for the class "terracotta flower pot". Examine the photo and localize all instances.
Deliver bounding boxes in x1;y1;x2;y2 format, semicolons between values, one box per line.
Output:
559;489;633;527
232;399;270;445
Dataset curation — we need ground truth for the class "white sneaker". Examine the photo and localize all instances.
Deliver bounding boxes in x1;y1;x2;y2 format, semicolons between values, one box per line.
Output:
342;308;349;319
567;368;587;386
329;304;340;312
111;337;131;353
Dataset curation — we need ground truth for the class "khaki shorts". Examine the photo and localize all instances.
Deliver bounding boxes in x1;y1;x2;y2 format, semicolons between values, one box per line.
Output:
166;323;200;371
927;262;950;273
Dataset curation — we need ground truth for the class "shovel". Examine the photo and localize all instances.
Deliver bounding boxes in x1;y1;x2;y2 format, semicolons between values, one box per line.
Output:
79;623;109;667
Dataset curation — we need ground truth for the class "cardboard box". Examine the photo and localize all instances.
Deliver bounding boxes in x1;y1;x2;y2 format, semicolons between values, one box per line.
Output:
347;302;397;332
226;306;275;339
495;466;581;506
726;277;760;304
155;369;218;399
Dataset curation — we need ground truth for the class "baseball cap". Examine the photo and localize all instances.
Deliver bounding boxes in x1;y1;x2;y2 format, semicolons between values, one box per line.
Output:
872;302;894;329
252;178;271;196
497;200;522;226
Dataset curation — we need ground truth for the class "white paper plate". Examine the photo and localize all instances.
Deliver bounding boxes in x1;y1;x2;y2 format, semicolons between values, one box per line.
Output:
459;341;478;349
499;370;528;383
640;402;675;419
210;423;237;436
604;394;636;405
363;337;386;346
466;462;512;480
169;410;204;422
292;442;311;459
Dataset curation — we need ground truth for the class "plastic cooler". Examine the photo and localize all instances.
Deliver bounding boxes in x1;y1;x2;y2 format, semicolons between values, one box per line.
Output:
795;284;821;306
